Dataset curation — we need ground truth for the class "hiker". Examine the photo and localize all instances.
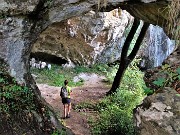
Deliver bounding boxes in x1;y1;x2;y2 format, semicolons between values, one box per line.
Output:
60;80;72;119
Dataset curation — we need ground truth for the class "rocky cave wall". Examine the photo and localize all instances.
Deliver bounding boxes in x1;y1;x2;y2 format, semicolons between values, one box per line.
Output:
32;9;133;66
0;0;173;84
0;0;179;134
134;46;180;135
32;11;175;68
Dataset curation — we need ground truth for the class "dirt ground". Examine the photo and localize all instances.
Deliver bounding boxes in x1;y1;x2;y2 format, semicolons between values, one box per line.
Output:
38;73;110;135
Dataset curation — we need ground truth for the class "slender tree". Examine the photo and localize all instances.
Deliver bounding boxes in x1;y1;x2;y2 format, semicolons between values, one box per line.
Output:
107;19;150;95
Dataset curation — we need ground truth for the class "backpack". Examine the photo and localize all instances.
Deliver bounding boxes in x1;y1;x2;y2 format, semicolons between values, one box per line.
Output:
60;86;68;98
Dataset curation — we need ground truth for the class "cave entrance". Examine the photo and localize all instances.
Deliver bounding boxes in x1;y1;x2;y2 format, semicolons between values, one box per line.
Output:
30;52;68;65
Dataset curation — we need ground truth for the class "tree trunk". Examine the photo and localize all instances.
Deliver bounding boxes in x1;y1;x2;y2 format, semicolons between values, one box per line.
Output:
107;20;150;95
128;22;150;61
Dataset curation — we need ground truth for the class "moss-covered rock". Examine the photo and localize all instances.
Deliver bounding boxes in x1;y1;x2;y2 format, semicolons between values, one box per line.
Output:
0;59;73;135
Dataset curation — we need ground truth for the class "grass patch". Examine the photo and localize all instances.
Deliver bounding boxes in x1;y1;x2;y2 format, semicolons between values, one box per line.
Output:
74;101;96;110
30;64;110;87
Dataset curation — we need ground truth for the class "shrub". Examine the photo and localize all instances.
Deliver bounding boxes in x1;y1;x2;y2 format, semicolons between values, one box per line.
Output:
0;63;35;114
91;59;146;135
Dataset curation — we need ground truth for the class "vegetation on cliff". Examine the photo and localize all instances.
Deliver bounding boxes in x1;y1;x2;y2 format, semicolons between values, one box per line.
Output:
0;60;67;135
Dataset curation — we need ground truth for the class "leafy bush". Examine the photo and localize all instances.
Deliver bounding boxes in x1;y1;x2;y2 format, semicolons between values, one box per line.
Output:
0;65;35;113
152;64;180;89
143;87;154;95
92;105;134;135
153;77;166;87
51;129;67;135
104;65;119;84
91;60;146;135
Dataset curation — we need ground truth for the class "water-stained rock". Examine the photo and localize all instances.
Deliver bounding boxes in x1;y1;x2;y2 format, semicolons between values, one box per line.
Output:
139;24;175;69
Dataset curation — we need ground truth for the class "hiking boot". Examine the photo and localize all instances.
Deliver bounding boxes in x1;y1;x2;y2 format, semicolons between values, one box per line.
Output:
66;114;70;118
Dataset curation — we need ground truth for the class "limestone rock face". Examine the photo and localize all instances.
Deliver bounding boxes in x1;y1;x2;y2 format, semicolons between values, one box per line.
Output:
135;47;180;135
32;9;132;65
0;17;30;83
0;0;178;134
164;46;180;67
0;0;173;82
32;12;175;67
139;24;175;69
134;87;180;135
0;0;39;14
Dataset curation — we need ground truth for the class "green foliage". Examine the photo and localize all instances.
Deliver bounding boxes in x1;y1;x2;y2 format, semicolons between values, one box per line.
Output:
0;78;5;83
91;59;146;135
31;64;77;87
51;129;67;135
177;68;180;80
0;68;35;114
153;77;166;87
74;102;95;110
152;64;180;89
92;105;134;135
177;68;180;74
104;65;119;84
143;87;154;95
31;64;110;87
92;90;144;134
74;66;90;73
74;64;109;75
44;0;53;8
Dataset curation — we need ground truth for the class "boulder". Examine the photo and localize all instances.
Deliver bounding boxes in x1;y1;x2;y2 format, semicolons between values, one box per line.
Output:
134;87;180;135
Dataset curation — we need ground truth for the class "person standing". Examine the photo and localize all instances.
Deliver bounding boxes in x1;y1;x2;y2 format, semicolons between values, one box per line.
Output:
60;80;72;119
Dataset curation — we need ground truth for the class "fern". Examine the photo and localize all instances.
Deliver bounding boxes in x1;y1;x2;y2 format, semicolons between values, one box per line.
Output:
153;78;166;87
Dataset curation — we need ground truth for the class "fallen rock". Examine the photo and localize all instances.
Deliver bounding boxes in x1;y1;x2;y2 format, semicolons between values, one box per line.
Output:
134;87;180;135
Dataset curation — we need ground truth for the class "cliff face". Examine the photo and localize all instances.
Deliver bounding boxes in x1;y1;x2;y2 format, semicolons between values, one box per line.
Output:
0;0;179;134
134;46;180;135
0;0;173;82
139;24;175;69
32;9;133;65
134;87;180;135
32;17;175;67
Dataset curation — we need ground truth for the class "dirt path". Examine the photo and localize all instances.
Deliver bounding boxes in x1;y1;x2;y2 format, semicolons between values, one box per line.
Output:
38;73;110;135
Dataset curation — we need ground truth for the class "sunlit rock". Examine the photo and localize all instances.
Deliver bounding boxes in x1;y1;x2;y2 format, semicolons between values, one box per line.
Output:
32;9;133;65
139;24;175;69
